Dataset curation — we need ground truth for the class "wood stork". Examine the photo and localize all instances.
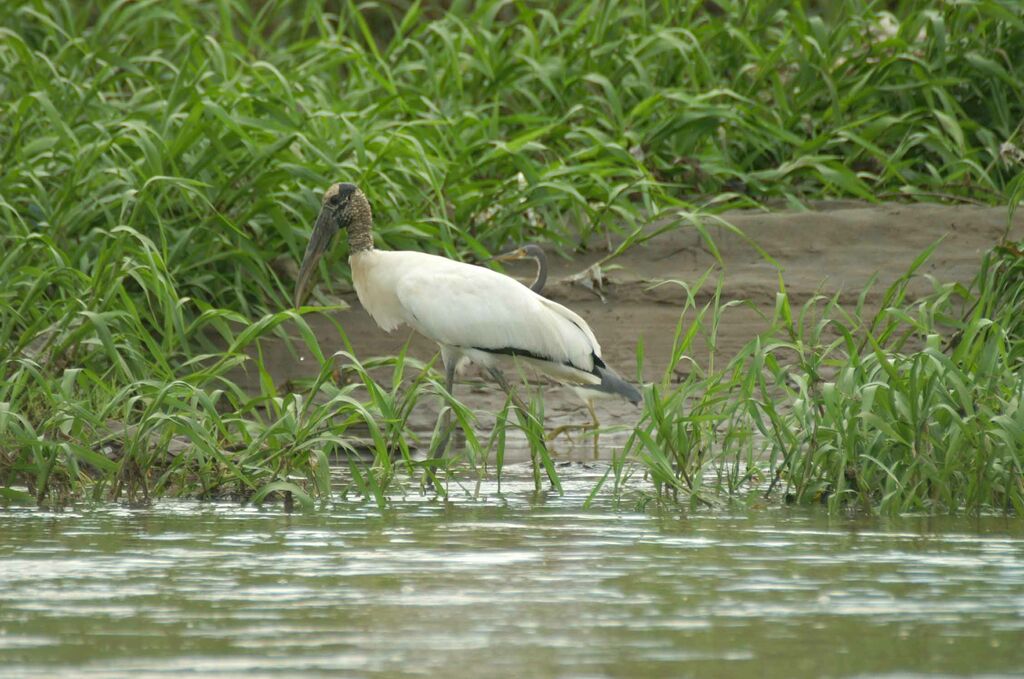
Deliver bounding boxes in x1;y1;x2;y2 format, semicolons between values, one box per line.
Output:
493;245;641;454
294;183;642;460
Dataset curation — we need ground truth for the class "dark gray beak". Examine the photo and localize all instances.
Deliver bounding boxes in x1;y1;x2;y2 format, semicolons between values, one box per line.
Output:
294;208;337;308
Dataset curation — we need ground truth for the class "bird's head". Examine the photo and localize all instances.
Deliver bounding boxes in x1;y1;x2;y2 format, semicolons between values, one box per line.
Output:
294;182;369;307
492;244;544;263
491;247;529;263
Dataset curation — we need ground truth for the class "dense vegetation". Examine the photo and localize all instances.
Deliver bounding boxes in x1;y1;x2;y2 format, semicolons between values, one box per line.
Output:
622;242;1024;514
1;0;1022;512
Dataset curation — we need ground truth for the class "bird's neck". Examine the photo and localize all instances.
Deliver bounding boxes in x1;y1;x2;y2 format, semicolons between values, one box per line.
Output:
347;216;374;253
533;257;547;293
347;197;375;253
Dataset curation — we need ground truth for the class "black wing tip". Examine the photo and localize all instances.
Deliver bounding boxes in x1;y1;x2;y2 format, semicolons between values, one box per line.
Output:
472;346;643;405
473;345;555;364
594;365;643;405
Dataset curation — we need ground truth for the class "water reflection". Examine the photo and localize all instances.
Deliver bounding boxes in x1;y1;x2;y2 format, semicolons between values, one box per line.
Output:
1;466;1022;678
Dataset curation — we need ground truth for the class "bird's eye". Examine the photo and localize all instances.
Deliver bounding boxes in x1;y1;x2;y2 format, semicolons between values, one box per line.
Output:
328;194;342;207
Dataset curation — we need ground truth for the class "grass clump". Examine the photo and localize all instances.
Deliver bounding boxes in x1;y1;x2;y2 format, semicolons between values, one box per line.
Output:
624;241;1024;515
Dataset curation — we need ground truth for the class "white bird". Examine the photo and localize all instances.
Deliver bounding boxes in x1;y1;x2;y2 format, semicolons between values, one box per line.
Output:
294;183;641;460
493;245;640;454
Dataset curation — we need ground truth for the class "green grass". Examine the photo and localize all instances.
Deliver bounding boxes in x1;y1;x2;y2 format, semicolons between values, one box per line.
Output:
1;0;1023;512
619;241;1024;514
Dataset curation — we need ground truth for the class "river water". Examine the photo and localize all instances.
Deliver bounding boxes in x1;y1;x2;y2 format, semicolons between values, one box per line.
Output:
1;466;1022;678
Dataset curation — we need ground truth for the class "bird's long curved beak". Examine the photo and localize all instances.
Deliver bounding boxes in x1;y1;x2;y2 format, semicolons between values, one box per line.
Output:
489;247;528;263
294;208;337;308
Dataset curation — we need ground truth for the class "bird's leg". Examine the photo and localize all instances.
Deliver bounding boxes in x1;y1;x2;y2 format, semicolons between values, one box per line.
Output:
429;359;457;460
486;366;550;488
486;367;532;418
586;399;600;459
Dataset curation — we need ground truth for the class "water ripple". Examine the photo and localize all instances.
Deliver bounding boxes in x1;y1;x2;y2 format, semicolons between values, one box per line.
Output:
2;472;1023;677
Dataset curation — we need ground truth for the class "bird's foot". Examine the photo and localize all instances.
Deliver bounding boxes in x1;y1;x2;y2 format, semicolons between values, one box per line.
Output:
547;421;602;458
546;421;597;442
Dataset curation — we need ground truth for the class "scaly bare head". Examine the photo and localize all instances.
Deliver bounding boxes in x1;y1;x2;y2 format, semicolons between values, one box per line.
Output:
491;244;548;294
293;183;372;307
492;243;545;263
491;247;528;263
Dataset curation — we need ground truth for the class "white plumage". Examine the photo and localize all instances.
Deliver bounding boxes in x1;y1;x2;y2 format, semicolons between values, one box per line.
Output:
351;249;602;386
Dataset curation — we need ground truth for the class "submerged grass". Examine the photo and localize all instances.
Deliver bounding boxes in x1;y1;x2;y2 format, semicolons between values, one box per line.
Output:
1;0;1023;512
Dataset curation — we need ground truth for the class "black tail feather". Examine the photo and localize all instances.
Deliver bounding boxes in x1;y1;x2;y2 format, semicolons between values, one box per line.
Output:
592;365;643;405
